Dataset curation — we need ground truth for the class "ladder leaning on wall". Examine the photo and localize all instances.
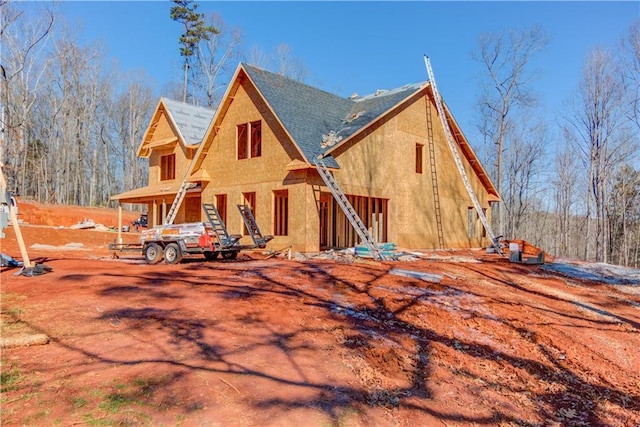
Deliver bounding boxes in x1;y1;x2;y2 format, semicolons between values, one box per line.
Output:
426;98;445;249
164;151;199;226
423;54;502;253
315;156;386;261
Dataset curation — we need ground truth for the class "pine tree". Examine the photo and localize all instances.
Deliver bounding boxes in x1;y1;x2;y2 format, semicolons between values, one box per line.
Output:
170;0;218;103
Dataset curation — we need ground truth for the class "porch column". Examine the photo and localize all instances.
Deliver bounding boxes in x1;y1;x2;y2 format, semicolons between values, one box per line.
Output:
117;203;123;244
152;200;158;227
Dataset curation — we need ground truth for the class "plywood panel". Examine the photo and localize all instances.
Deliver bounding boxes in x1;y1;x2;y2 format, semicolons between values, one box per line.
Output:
331;94;493;249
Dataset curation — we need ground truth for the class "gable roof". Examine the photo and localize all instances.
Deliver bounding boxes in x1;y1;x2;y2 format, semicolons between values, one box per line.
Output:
189;63;498;199
137;98;215;157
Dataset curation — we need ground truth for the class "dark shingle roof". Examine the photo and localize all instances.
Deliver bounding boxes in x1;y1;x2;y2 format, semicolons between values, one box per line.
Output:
162;97;215;146
242;64;426;168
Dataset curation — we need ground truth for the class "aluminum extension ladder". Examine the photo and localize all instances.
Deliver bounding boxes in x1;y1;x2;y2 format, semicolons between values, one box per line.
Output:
426;100;445;249
164;143;201;225
164;180;195;225
315;157;386;261
423;54;502;253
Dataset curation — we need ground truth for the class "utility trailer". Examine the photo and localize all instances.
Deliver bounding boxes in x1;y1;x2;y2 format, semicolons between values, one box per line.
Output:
139;221;238;264
109;204;273;264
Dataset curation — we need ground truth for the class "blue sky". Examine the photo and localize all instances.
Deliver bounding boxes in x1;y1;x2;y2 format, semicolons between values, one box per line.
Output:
57;1;638;144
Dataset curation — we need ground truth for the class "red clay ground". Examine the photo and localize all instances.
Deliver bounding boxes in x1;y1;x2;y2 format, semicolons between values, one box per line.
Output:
1;200;639;426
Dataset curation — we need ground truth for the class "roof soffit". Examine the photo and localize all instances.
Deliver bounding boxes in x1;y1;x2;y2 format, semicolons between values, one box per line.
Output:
136;98;165;157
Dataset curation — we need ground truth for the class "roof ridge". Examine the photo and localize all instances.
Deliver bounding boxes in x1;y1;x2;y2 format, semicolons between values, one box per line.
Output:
161;97;216;112
353;81;427;102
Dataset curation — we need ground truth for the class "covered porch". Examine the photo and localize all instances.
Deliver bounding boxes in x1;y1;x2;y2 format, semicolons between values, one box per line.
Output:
110;181;203;244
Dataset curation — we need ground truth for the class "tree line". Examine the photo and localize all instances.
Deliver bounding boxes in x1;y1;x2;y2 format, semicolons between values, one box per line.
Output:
473;23;639;267
0;1;305;205
0;1;638;266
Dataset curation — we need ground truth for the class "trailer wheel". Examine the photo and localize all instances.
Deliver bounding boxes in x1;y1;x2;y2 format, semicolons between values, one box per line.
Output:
144;243;164;264
164;243;183;264
221;251;238;260
204;251;219;261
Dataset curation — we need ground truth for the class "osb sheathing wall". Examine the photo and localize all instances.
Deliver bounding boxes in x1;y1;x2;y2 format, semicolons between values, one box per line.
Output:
328;92;492;249
196;75;490;251
199;75;316;251
198;76;492;252
147;111;176;183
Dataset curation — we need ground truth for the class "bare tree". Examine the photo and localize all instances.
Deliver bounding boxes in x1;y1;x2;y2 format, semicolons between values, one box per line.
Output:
247;43;308;82
620;20;640;131
502;111;547;239
607;163;640;266
564;47;628;262
615;20;640;267
550;141;579;258
108;74;155;205
473;26;549;236
0;1;54;195
42;24;108;205
192;12;241;107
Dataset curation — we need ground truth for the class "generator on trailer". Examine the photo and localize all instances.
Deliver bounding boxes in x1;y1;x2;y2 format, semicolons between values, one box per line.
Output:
110;204;273;264
139;221;230;264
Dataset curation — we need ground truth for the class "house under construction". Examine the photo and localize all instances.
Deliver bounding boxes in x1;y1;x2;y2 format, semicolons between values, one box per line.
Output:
111;62;500;252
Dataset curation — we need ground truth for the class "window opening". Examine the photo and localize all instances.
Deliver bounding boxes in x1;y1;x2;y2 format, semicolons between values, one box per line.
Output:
250;121;262;158
273;190;288;236
468;207;474;238
242;192;256;235
237;121;262;159
215;194;227;225
160;154;176;181
416;143;424;174
237;123;248;160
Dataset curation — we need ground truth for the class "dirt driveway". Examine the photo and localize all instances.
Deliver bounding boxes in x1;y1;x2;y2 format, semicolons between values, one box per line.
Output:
1;202;639;426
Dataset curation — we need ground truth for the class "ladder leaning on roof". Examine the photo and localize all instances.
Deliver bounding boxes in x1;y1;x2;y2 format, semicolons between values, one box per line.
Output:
315;156;386;261
423;54;502;253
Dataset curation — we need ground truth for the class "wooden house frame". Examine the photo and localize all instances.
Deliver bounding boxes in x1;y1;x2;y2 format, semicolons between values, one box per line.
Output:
111;97;214;228
112;63;499;252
